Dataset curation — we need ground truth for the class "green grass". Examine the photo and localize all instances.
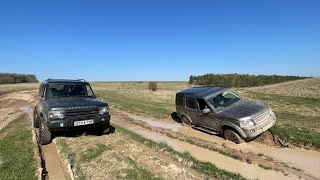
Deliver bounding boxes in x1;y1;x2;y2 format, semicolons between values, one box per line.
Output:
120;157;161;180
113;123;245;180
56;138;86;180
80;143;112;163
97;90;173;119
241;91;320;149
0;114;37;180
271;125;320;149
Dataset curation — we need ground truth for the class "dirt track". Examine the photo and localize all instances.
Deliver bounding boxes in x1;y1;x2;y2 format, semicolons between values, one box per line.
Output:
0;91;71;180
1;90;320;179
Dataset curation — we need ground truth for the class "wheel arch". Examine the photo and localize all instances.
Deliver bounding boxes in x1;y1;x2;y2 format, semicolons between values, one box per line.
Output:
221;122;247;139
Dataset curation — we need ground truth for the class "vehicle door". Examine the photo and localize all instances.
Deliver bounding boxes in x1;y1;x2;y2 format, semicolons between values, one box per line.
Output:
195;98;219;131
184;96;199;124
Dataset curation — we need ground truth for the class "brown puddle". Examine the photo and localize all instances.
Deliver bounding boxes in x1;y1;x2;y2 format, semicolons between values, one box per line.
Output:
181;126;320;178
123;112;182;132
122;112;320;179
114;118;299;180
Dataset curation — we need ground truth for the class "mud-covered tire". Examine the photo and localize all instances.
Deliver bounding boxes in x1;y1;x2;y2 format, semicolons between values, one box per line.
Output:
39;118;51;145
181;116;192;127
32;110;39;128
96;124;110;136
224;129;244;144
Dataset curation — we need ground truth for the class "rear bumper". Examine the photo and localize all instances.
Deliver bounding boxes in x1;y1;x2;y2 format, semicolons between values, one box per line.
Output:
242;112;276;140
47;114;111;131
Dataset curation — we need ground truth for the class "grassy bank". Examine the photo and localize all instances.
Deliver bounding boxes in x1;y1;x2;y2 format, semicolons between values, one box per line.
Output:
113;124;244;180
0;114;38;179
55;122;244;179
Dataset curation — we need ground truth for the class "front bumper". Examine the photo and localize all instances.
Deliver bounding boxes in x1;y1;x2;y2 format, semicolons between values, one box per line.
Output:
47;114;111;131
242;112;276;140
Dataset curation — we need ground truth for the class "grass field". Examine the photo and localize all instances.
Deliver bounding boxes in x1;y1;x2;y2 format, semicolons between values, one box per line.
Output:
0;83;39;95
0;114;38;179
92;78;320;149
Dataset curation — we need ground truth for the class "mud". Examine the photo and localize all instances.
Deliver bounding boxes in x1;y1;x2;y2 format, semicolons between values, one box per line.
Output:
0;91;72;180
122;111;182;132
121;111;320;179
113;117;300;180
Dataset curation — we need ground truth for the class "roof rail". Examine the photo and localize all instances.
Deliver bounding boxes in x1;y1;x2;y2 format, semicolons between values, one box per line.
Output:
77;79;87;82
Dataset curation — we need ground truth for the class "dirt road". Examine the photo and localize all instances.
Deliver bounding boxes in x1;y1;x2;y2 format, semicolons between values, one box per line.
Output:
1;90;320;179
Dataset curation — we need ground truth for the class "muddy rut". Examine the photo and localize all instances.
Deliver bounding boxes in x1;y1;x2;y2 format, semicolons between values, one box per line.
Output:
0;91;71;180
121;111;320;179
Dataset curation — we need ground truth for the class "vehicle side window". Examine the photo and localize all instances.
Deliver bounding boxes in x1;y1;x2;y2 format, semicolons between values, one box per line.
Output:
186;97;196;109
176;95;183;106
38;85;45;97
197;99;208;110
86;85;94;96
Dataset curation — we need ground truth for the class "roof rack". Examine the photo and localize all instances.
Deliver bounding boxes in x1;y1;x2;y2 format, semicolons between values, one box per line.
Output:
77;79;87;82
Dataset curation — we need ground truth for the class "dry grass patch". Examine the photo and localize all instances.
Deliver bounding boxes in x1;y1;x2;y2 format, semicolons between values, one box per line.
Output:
0;83;39;95
247;78;320;99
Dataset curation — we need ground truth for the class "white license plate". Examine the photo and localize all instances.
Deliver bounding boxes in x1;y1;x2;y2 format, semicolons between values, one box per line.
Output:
74;119;94;126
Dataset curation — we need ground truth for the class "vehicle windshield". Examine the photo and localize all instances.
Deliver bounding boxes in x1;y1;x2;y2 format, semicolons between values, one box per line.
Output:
208;90;240;110
47;83;94;98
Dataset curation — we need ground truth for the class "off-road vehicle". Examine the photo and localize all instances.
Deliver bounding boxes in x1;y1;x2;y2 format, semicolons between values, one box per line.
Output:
33;79;111;145
176;86;276;144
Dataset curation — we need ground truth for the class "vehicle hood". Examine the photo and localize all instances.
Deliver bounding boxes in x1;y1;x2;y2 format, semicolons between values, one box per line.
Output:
45;97;108;110
217;99;268;120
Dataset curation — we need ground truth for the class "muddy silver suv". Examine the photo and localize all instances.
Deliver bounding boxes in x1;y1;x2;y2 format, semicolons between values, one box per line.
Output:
176;87;276;143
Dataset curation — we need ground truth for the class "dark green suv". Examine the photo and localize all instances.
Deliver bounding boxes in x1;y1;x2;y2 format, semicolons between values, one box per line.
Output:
33;79;111;145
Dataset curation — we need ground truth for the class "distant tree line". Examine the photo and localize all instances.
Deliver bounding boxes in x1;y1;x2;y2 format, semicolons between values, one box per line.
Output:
189;73;309;88
0;73;38;84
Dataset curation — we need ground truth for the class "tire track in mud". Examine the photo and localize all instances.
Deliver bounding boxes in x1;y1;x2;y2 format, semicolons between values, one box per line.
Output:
117;110;320;179
113;117;300;180
0;91;72;180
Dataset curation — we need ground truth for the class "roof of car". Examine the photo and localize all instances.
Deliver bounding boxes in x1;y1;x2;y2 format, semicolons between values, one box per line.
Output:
42;79;88;84
177;86;226;98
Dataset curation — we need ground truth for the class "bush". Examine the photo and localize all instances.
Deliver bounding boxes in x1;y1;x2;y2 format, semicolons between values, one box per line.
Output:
148;82;158;91
0;73;38;84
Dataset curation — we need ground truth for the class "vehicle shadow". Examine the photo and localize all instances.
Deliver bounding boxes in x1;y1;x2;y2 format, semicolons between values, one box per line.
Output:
52;125;116;139
171;112;182;123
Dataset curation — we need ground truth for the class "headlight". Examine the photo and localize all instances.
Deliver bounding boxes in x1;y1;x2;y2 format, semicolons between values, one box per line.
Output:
240;117;254;128
99;107;109;115
48;110;64;119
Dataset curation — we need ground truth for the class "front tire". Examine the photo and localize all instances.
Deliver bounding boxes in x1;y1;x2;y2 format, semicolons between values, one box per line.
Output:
181;116;192;127
39;118;52;145
224;129;244;144
96;124;110;136
32;110;39;128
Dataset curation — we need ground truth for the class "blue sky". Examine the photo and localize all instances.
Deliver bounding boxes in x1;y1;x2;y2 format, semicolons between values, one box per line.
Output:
0;0;319;81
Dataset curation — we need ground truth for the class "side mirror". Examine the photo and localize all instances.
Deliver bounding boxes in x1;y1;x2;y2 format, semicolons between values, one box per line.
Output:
202;107;211;114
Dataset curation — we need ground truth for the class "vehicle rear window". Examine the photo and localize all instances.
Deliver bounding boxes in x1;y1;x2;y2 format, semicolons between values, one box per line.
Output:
176;95;183;106
186;97;196;109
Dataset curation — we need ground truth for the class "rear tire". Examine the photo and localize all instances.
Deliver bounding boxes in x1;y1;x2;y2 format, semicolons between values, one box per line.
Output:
39;118;52;145
33;110;39;128
224;129;244;144
181;116;192;127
